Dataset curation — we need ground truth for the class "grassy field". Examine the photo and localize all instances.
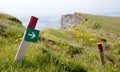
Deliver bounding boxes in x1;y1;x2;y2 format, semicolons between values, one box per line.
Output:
0;13;120;72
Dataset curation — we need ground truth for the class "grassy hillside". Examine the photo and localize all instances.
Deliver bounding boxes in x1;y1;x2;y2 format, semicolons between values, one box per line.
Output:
80;13;120;35
0;13;120;72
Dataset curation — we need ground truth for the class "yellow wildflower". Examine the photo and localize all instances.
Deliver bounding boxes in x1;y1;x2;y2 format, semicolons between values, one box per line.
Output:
15;39;18;42
80;38;83;41
19;38;22;40
86;51;89;54
114;64;117;68
83;34;87;36
86;50;89;54
89;38;94;41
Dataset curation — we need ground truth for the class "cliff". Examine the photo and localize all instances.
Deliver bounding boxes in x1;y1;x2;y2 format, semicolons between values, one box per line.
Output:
61;13;87;29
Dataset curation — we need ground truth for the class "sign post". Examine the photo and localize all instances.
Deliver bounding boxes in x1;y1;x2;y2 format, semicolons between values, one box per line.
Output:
15;16;39;61
98;43;105;65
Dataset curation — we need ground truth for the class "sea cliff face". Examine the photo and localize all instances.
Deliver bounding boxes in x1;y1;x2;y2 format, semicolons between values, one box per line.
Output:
61;13;86;29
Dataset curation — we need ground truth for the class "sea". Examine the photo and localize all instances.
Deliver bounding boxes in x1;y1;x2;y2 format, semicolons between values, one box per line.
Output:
18;16;61;30
17;12;120;30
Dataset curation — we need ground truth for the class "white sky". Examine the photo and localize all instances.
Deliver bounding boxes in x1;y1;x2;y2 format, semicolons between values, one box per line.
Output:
0;0;120;17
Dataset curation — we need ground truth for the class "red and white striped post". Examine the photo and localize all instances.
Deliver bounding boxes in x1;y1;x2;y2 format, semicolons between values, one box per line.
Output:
15;16;38;61
98;43;105;65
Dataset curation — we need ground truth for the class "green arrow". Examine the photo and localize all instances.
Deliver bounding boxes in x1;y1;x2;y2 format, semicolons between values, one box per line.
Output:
28;32;36;39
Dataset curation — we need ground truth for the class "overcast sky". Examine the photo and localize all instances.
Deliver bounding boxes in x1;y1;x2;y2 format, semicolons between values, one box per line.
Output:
0;0;120;17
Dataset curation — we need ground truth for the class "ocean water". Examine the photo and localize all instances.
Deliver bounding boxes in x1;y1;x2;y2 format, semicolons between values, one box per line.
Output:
18;16;61;30
90;11;120;17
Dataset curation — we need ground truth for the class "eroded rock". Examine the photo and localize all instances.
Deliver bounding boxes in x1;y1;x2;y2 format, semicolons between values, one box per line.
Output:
61;13;86;29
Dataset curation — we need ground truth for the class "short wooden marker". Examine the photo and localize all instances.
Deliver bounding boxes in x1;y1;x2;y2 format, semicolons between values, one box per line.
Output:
15;16;38;61
98;43;105;65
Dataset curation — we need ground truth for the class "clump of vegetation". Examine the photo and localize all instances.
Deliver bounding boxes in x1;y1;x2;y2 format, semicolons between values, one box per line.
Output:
67;47;83;58
92;21;102;30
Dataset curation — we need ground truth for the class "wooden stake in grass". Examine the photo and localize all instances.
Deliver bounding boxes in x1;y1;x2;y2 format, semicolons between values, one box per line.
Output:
98;43;105;65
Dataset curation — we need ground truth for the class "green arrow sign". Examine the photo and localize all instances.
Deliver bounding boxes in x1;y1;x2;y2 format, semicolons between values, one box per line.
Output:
25;28;39;43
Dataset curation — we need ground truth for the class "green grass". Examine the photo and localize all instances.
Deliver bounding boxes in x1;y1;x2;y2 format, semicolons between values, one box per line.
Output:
0;13;120;72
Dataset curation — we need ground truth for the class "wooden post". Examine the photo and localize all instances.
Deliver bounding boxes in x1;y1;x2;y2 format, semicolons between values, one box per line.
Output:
14;16;38;61
98;43;105;65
